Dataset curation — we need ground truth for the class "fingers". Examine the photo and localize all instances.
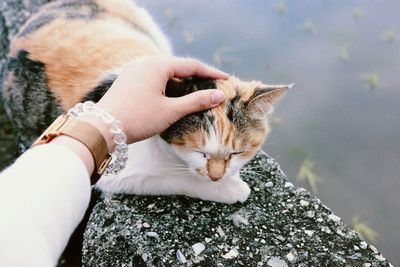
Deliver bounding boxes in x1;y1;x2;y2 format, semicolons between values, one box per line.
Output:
167;58;229;80
169;89;225;117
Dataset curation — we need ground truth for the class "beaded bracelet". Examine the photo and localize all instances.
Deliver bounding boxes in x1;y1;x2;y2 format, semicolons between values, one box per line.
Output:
68;101;128;176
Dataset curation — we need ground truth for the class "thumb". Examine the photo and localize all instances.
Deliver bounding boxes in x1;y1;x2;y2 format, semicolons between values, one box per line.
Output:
170;89;225;117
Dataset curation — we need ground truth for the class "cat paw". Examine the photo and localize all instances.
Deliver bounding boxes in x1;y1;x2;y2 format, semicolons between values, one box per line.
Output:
215;179;251;204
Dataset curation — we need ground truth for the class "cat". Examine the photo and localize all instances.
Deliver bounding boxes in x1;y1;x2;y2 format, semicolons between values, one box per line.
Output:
1;0;291;203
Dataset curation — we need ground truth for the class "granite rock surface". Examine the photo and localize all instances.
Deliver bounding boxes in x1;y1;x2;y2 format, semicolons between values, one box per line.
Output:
0;0;54;170
83;152;392;267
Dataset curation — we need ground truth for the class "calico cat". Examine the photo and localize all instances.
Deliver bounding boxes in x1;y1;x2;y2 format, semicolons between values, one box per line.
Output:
1;0;291;203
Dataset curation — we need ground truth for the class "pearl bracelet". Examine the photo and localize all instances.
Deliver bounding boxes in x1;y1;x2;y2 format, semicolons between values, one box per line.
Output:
68;101;128;176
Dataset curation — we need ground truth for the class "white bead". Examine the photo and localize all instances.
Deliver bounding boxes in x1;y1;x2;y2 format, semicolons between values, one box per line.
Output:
115;143;128;154
111;120;123;133
102;112;114;124
91;107;102;116
114;132;127;144
68;109;79;117
83;101;95;112
119;155;128;162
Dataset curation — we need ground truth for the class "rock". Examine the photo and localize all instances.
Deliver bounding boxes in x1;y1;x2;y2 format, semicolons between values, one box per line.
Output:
176;249;187;264
299;200;309;206
221;248;239;259
304;230;314;237
231;212;249;227
306;210;315;218
265;181;274;187
0;0;50;170
82;152;392;266
286;248;298;262
360;241;368;249
146;232;159;239
328;213;341;223
267;256;288;267
191;242;205;256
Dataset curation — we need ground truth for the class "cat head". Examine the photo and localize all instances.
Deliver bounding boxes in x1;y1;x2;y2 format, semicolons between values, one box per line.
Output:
161;76;291;182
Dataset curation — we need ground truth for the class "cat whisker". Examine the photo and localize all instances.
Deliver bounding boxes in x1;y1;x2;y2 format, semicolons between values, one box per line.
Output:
168;162;188;167
161;171;191;175
158;167;190;171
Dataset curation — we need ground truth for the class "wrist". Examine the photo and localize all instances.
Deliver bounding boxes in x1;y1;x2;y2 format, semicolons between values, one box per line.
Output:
77;114;116;153
67;101;129;176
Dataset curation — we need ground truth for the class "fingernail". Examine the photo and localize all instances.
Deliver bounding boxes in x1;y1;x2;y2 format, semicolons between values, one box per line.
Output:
211;90;225;105
216;69;229;79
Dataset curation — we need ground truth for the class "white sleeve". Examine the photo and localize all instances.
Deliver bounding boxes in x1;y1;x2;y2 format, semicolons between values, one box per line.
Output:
0;144;91;267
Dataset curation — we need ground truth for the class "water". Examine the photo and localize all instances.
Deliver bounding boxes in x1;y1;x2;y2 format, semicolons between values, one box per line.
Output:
139;0;400;264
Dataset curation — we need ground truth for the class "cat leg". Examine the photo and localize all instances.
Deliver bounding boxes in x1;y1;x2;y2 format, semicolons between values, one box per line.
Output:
97;173;251;204
196;173;251;204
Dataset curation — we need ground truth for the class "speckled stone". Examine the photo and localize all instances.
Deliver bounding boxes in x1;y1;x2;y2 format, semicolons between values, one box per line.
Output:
82;152;392;266
0;0;49;170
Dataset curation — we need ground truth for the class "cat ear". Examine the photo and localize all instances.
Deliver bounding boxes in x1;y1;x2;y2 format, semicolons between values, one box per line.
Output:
246;83;293;118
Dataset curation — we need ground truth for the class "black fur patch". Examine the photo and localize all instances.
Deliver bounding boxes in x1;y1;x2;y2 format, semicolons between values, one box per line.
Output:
161;78;217;143
52;0;102;19
17;0;102;37
83;74;117;103
18;14;57;37
1;50;62;148
226;97;257;135
165;77;216;97
226;91;241;122
47;0;97;10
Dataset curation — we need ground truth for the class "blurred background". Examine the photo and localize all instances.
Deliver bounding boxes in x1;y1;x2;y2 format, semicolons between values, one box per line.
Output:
0;0;398;265
139;0;399;264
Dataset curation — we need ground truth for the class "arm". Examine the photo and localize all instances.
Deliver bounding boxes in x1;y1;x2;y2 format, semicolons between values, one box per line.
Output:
0;144;91;267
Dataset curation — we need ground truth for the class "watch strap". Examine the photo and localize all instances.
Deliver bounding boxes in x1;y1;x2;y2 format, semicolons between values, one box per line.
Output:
32;115;112;184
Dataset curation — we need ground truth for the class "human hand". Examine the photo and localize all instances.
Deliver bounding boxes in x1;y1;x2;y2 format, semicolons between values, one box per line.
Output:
95;57;228;145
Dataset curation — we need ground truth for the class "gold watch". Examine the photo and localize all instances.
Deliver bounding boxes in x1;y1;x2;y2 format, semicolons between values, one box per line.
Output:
31;115;112;184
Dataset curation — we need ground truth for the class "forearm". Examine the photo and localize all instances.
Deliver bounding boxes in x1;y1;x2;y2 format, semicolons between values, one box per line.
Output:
0;144;91;266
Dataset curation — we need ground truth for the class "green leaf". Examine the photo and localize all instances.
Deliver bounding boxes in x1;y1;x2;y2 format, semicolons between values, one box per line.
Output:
360;73;381;90
352;216;378;242
301;19;317;34
275;0;286;16
296;158;321;193
382;31;397;43
352;8;365;21
337;45;349;62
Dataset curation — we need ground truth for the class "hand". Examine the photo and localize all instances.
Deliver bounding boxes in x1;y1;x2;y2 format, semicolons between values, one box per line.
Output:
96;57;228;144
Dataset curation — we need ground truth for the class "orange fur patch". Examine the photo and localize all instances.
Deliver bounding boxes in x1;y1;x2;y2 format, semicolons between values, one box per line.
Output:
170;129;206;149
10;3;166;110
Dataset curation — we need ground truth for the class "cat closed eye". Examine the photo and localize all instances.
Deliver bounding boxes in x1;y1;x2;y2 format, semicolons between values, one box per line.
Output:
228;152;244;159
194;151;207;158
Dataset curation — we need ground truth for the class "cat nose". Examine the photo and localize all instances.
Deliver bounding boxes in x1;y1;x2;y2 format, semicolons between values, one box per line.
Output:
207;158;225;181
208;173;223;181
